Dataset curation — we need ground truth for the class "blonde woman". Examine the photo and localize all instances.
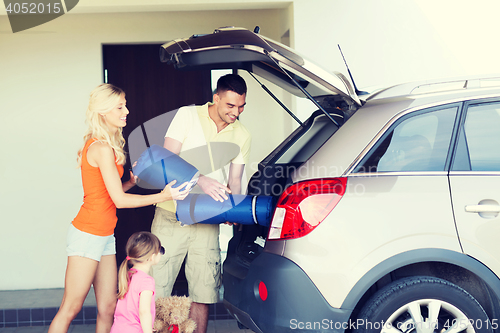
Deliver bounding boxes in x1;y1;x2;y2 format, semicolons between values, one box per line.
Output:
48;84;189;333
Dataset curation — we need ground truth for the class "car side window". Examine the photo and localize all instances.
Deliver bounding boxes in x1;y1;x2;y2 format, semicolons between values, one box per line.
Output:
452;102;500;171
355;107;457;173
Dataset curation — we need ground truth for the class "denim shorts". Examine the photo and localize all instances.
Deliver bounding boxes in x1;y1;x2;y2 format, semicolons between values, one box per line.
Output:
66;223;116;262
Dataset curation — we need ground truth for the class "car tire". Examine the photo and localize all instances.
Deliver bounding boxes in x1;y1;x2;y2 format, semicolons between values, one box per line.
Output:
353;276;492;333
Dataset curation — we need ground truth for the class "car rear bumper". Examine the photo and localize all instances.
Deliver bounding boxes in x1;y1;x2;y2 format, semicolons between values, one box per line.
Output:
223;252;352;333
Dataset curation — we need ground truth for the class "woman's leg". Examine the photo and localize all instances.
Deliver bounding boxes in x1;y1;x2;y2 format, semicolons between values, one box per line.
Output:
93;254;117;333
48;256;99;333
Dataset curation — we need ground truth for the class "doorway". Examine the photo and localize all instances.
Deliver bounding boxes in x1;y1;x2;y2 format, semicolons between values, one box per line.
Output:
103;43;212;295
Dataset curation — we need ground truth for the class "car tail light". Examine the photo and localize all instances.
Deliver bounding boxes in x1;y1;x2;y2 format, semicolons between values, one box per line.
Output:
268;178;347;240
258;281;268;301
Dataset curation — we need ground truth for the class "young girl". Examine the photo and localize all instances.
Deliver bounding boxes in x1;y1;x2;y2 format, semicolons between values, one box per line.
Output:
48;84;190;333
111;232;162;333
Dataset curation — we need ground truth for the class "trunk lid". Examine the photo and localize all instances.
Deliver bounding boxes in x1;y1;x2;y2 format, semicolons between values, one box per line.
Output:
160;26;362;107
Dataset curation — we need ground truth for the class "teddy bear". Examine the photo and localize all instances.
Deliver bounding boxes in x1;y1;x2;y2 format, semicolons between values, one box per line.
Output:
154;295;197;333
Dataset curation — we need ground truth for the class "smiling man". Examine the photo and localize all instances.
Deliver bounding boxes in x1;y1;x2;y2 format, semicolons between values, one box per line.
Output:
151;74;251;333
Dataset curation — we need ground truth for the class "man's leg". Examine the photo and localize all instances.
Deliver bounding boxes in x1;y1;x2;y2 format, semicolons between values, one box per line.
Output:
151;207;189;298
185;223;221;333
190;302;209;333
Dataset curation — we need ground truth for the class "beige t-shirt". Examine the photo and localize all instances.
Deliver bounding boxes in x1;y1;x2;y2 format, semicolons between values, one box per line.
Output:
157;102;251;212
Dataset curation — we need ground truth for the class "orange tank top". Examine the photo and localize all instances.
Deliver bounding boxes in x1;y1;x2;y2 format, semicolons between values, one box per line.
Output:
72;138;124;236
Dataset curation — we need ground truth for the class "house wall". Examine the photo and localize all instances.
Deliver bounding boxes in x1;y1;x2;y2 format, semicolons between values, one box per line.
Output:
0;8;290;290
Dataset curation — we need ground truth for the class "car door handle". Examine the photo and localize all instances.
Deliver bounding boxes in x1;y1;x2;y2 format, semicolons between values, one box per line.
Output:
465;205;500;213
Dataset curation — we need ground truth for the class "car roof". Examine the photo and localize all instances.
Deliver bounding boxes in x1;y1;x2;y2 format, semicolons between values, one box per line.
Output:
365;75;500;102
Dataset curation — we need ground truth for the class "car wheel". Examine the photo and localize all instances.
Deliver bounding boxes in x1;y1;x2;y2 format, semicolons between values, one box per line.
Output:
354;276;492;333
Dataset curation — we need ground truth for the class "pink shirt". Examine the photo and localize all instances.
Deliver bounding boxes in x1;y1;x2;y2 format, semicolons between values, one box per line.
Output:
111;270;155;333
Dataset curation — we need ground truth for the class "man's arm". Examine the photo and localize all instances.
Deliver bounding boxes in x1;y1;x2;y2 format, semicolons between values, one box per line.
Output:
164;137;182;154
227;163;245;195
224;163;246;226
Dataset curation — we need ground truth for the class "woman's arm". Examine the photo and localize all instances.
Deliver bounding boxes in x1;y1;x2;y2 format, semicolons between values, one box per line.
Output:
139;290;154;333
88;142;189;208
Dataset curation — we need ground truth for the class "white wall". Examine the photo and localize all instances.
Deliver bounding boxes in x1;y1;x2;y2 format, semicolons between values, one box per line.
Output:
293;0;500;89
291;0;500;119
0;8;289;290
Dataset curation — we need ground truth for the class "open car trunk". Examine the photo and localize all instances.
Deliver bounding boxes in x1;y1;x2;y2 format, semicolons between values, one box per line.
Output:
159;26;362;307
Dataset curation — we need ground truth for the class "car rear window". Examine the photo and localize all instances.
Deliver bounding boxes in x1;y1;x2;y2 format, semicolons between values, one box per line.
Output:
354;106;458;173
453;102;500;171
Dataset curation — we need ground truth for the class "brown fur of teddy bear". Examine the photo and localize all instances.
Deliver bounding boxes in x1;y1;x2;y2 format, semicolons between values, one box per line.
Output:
154;296;197;333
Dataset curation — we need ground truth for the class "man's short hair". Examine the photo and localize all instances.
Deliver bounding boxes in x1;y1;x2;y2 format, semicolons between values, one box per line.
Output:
216;74;247;96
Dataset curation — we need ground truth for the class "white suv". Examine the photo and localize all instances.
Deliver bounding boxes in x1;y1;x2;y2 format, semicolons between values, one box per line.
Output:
160;27;500;333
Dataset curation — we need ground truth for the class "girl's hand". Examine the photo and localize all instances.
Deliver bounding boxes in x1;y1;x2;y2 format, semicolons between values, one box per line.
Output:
161;180;190;201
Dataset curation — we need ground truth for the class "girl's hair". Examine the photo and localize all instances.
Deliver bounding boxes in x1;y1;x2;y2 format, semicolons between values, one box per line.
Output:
77;83;127;166
117;232;162;299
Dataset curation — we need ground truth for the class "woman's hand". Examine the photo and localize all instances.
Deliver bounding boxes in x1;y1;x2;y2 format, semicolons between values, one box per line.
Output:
129;170;138;185
129;161;140;185
123;159;138;192
161;180;190;201
122;170;138;192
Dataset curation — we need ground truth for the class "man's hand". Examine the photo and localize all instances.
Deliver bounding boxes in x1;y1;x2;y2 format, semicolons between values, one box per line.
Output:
197;175;231;202
224;221;239;226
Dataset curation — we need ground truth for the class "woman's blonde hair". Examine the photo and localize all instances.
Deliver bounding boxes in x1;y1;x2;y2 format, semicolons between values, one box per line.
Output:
77;83;126;166
117;232;162;299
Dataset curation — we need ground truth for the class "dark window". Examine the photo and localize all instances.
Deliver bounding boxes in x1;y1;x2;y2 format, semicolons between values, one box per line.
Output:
355;106;457;173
